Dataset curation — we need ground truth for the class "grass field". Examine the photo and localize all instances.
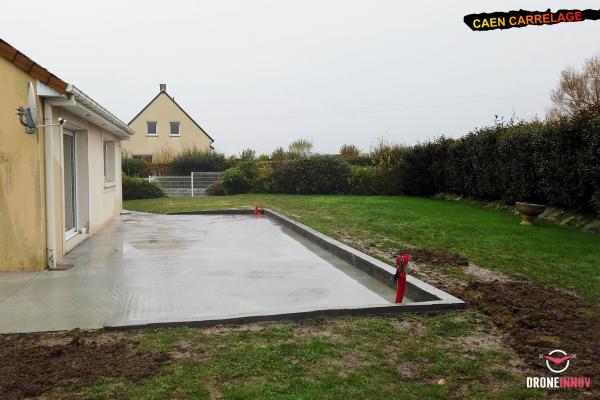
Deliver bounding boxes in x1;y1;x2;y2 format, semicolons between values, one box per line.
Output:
15;312;542;400
125;194;600;302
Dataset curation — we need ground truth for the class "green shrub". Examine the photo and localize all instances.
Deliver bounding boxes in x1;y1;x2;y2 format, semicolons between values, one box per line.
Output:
250;162;273;193
121;158;146;177
348;166;388;195
237;161;258;180
205;181;226;196
343;154;373;166
257;154;271;162
272;156;350;194
222;168;249;194
239;148;256;161
170;148;227;174
390;116;600;213
122;174;164;200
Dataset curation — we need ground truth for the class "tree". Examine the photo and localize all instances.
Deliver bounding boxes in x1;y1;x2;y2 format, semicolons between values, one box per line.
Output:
549;56;600;120
339;144;360;158
239;148;256;161
288;139;313;158
271;146;287;161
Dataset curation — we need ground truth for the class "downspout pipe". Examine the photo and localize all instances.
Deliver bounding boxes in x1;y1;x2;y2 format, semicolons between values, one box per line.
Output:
43;100;56;269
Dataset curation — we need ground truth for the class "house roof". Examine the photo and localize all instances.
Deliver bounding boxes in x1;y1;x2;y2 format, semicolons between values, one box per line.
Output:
128;90;215;143
0;38;133;137
0;39;68;93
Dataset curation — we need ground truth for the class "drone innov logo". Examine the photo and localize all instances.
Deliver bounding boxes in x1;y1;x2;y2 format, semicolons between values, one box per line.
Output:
540;349;575;373
526;349;591;390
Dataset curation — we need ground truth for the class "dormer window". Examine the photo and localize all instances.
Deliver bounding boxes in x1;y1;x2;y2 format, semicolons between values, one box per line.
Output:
170;122;180;136
147;121;157;135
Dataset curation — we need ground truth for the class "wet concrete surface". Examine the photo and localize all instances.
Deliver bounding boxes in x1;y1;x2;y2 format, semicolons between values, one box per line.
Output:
0;212;398;333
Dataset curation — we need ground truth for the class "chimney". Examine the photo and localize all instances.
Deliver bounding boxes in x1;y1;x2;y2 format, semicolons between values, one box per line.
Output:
159;83;167;92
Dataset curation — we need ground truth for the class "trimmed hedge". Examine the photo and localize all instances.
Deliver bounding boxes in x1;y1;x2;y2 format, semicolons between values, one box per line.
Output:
394;117;600;213
122;158;146;177
348;166;389;195
170;149;227;174
122;174;164;200
272;156;350;194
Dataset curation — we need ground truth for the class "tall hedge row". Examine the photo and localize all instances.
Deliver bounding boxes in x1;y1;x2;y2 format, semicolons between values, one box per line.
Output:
271;156;350;194
393;117;600;213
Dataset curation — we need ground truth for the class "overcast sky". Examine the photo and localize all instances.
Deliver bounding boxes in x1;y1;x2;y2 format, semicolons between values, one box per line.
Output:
2;1;599;155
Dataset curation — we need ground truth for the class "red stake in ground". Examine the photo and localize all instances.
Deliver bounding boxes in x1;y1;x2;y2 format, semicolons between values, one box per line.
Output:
394;252;409;303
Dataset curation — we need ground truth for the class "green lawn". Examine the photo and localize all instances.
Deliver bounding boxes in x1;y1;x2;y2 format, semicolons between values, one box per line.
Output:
125;194;600;302
66;312;541;400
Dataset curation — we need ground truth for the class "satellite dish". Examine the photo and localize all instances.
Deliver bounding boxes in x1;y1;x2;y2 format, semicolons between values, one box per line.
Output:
17;82;37;133
28;82;37;124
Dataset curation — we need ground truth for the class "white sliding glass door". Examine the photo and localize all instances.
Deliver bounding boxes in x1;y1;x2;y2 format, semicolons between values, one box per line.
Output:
63;130;77;238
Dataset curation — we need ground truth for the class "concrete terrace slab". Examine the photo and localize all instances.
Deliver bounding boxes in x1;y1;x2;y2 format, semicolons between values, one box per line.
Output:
0;211;463;333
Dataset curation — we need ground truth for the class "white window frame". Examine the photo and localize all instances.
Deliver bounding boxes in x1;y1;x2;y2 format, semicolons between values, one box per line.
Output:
169;121;181;136
147;121;158;136
103;140;116;187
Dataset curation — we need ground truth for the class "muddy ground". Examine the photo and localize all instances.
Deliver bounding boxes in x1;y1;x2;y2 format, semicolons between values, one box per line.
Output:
463;281;600;382
395;247;600;393
0;332;170;399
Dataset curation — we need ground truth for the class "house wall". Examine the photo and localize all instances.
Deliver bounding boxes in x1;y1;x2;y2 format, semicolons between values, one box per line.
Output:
123;92;212;158
53;109;123;260
0;57;46;271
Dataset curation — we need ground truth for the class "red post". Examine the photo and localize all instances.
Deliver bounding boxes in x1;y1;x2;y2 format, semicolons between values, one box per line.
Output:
394;252;409;304
255;205;260;217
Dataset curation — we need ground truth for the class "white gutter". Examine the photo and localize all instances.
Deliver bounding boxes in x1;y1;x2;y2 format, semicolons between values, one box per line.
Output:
65;85;133;138
43;100;57;269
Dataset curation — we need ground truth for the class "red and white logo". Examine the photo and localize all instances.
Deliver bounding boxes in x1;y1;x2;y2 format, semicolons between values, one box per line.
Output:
539;349;576;373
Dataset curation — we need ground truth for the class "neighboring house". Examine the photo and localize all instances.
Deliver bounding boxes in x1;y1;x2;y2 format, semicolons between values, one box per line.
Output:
0;39;133;271
124;84;214;161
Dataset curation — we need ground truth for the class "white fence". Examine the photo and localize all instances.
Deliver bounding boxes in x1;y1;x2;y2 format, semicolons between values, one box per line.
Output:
147;172;222;197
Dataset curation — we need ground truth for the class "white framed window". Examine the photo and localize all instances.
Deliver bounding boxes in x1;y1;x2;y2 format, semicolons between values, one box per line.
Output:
103;140;116;185
170;121;180;136
147;121;157;135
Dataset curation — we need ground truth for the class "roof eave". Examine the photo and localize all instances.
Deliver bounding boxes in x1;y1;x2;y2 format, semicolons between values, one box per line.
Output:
66;85;134;138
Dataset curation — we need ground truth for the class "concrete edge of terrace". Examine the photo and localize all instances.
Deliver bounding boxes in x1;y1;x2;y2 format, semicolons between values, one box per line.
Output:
102;207;465;331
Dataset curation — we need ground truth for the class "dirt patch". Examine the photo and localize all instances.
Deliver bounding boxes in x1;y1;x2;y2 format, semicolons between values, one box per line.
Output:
409;248;468;267
462;281;600;394
0;331;170;399
463;262;511;283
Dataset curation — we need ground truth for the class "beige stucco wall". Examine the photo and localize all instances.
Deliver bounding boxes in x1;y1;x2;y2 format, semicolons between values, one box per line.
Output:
123;92;212;158
0;57;46;271
0;55;124;271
